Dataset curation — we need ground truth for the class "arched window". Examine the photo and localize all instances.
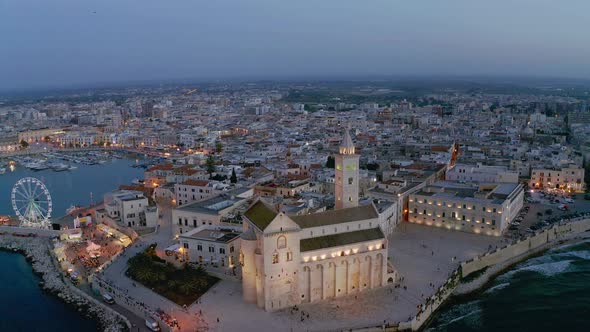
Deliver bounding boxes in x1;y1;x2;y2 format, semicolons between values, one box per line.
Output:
277;236;287;249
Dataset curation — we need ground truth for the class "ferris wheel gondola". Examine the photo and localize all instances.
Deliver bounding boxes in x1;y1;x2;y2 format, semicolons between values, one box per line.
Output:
11;177;52;228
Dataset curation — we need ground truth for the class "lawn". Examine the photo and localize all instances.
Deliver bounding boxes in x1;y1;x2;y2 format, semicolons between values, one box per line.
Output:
126;244;219;306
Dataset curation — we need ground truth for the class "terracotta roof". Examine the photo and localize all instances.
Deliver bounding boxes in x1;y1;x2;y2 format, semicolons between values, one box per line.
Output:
147;163;174;172
244;201;278;231
300;228;384;252
182;179;210;186
291;204;378;229
431;146;449;152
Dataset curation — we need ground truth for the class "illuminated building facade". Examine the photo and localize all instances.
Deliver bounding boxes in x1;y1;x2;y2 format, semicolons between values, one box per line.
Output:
408;182;524;236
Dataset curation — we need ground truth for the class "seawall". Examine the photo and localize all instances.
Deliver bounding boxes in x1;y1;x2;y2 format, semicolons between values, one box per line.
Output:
0;232;131;332
349;217;590;332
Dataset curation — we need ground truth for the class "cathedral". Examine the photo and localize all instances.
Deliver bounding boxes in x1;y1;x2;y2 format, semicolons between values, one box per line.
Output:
240;130;394;311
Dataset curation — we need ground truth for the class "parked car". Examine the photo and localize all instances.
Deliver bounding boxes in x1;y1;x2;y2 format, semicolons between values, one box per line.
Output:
102;293;115;304
145;318;161;332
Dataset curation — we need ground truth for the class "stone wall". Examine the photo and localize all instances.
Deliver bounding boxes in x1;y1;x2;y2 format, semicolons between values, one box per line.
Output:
462;218;590;277
350;217;590;332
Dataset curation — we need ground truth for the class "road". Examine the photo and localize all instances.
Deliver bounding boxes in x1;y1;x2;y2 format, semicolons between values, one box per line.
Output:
98;201;208;331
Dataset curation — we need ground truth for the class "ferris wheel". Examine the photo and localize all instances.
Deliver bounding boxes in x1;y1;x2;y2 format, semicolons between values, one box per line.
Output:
11;177;53;228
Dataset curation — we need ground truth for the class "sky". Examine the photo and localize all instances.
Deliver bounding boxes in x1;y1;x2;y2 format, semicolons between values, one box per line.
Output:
1;0;590;91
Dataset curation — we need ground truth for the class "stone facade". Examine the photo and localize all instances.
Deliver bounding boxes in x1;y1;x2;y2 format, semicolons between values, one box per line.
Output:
408;182;524;236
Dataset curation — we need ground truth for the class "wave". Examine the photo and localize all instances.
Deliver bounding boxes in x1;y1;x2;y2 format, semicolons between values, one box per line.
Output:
559;250;590;260
511;260;573;277
426;300;482;331
484;282;510;294
549;239;590;253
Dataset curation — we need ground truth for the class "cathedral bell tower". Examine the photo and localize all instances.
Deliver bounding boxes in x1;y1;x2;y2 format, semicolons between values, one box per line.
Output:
335;129;359;209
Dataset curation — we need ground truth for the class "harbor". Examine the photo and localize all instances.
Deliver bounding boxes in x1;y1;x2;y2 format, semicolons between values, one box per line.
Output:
1;150;160;173
0;153;148;217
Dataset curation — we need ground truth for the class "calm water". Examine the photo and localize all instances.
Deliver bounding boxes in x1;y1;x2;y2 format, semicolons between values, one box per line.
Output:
0;251;99;331
0;155;145;216
0;155;145;331
427;240;590;332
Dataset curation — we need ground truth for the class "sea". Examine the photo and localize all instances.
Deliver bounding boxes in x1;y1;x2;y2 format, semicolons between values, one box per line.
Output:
0;155;145;331
0;251;99;332
426;239;590;332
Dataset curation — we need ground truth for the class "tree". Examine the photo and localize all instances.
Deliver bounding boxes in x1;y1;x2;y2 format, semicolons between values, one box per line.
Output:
206;155;216;175
20;140;29;149
44;136;51;143
215;140;223;153
325;155;335;168
366;162;380;171
230;168;237;183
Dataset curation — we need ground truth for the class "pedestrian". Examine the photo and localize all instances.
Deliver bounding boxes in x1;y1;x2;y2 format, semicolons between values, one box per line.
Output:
217;317;220;323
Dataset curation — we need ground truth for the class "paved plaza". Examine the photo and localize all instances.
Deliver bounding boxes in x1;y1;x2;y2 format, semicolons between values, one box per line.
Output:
193;223;502;332
99;200;504;332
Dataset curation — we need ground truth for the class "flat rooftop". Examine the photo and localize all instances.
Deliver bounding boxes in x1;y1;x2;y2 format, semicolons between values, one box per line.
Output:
181;228;240;243
414;181;521;204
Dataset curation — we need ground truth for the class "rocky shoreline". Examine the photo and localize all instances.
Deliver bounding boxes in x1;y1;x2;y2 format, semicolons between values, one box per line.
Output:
0;235;129;332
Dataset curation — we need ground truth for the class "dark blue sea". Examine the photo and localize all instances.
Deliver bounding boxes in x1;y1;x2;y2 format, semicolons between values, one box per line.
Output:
0;251;99;331
427;240;590;332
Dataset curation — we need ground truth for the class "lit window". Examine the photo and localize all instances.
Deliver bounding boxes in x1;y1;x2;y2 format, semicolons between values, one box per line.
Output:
277;236;287;249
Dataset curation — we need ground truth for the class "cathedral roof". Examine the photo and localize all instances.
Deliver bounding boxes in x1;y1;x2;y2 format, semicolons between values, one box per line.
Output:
244;200;278;231
300;227;384;252
291;204;378;229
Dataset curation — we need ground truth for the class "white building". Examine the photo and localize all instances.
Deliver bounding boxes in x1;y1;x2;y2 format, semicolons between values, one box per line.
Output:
102;190;158;228
529;165;585;193
172;188;251;234
446;163;519;183
180;225;241;268
175;179;222;206
408;182;524;236
240;132;394;312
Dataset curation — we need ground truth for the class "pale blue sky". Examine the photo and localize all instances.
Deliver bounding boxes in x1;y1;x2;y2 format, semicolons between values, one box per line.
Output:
1;0;589;90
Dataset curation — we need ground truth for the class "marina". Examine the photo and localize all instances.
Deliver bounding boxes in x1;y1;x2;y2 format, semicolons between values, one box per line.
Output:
2;150;158;173
0;153;148;217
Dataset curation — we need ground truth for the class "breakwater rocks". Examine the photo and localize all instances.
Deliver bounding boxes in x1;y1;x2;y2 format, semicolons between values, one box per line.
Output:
0;235;129;332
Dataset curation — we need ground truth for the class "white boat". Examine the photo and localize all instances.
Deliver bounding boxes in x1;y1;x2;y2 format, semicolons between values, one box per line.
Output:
28;161;49;171
52;163;70;172
0;168;6;175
